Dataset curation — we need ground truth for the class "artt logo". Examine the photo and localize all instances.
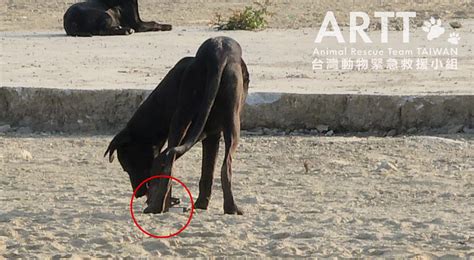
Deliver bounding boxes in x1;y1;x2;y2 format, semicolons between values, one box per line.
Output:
315;11;416;43
422;17;445;40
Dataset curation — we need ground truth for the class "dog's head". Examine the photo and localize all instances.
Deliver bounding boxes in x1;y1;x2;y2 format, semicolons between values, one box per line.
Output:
117;144;153;198
105;132;153;198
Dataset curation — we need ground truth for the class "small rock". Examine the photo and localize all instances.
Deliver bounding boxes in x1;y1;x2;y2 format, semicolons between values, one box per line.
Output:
0;125;11;133
19;150;33;161
355;232;379;240
316;125;329;132
262;128;279;135
242;129;261;136
168;207;190;213
0;239;5;252
386;129;397;137
243;196;261;204
376;161;398;172
448;125;464;134
463;126;474;134
452;11;468;19
449;21;462;29
16;127;32;134
303;161;310;173
325;130;334;136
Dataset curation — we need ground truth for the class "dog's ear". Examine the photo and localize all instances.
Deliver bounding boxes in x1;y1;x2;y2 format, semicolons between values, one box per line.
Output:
104;131;131;163
104;147;116;163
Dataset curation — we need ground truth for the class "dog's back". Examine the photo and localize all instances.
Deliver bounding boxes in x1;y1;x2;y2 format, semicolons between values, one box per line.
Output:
104;57;193;162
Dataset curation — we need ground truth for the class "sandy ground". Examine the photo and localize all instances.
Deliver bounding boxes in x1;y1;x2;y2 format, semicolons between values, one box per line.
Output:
1;1;473;95
1;0;473;31
1;0;473;258
0;134;473;258
1;21;473;95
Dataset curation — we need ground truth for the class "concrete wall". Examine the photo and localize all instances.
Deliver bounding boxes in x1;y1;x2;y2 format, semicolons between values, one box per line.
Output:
0;87;472;134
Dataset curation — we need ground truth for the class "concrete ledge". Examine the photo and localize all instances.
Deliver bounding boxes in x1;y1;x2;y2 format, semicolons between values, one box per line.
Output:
1;86;473;134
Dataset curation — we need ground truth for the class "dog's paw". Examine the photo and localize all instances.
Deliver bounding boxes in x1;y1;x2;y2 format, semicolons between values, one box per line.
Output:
158;24;172;31
195;198;210;210
143;205;166;214
224;205;244;215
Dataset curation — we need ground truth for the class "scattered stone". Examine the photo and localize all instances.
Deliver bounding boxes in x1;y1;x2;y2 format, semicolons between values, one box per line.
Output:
376;161;398;172
386;129;397;137
355;232;379;240
452;11;468;19
295;129;312;135
439;192;457;198
316;125;329;132
285;73;310;79
19;150;33;161
325;130;334;136
243;196;262;204
16;127;32;134
0;125;11;133
303;161;310;173
449;21;462;29
448;125;464;134
168;207;191;213
262;128;280;135
289;131;299;136
463;126;474;134
242;129;263;136
407;127;417;135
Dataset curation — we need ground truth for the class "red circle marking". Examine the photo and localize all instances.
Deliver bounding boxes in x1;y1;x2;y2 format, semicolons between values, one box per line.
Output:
130;175;195;239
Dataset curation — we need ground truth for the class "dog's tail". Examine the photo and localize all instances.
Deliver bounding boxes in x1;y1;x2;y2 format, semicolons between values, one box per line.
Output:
104;130;130;163
171;50;227;156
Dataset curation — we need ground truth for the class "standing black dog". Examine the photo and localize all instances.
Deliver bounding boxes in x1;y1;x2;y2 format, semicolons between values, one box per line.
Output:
64;0;171;36
105;36;249;215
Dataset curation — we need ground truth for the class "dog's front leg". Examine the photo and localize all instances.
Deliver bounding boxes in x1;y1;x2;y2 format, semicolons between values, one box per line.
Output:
144;151;176;214
136;21;172;32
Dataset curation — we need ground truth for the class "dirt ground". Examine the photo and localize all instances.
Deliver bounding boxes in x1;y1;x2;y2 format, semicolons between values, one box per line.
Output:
1;0;473;258
1;1;473;95
0;134;473;258
1;0;473;31
2;22;473;95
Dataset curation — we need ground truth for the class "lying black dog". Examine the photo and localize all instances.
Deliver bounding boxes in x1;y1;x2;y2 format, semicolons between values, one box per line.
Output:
105;36;249;214
64;0;171;36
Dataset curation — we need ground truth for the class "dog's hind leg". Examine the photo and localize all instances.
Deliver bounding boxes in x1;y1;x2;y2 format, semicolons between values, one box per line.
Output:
221;111;243;215
98;25;134;36
195;134;221;210
220;64;244;215
97;14;134;36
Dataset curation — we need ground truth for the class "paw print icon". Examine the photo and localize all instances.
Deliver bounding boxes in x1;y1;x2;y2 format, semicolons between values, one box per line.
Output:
448;32;461;45
422;17;445;40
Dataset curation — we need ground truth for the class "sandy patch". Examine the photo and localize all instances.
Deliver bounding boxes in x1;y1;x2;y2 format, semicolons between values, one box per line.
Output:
1;0;473;31
1;21;473;95
0;134;473;258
